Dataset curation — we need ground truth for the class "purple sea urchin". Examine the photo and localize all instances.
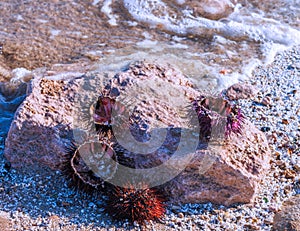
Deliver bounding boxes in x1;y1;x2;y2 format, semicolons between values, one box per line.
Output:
192;96;213;141
192;96;244;141
225;104;244;137
105;183;166;224
94;94;125;137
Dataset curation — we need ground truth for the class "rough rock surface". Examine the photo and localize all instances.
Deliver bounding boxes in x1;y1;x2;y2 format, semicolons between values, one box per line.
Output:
166;122;270;205
272;195;300;231
5;61;270;205
4;61;199;169
136;119;270;206
4;78;75;170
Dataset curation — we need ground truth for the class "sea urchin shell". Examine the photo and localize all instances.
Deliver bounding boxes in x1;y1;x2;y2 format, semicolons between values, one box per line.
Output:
105;183;166;224
94;93;125;137
63;141;118;193
192;95;244;141
225;104;244;137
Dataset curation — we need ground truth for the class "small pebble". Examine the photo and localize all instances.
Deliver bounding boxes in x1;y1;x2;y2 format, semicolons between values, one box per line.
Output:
261;96;272;106
178;212;184;219
261;126;270;132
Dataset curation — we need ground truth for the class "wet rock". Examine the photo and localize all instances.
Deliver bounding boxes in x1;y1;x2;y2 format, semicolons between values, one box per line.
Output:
5;61;270;206
224;83;258;100
189;0;235;20
273;195;300;231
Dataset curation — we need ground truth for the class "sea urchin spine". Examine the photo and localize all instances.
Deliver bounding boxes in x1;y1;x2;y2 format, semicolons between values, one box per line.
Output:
63;141;117;194
225;105;244;137
105;183;166;224
94;93;125;137
192;96;245;140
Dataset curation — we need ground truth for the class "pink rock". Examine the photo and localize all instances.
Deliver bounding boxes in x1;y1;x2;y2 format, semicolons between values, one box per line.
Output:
225;83;259;100
168;0;235;20
273;195;300;231
4;61;270;206
160;120;270;205
4;78;76;170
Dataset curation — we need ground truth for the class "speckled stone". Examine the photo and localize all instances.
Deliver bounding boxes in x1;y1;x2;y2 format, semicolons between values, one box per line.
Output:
273;195;300;231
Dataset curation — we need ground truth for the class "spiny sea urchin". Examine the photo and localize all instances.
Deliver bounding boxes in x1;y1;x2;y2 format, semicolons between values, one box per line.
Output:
104;183;166;224
63;140;117;194
94;93;125;137
225;104;244;137
192;95;244;141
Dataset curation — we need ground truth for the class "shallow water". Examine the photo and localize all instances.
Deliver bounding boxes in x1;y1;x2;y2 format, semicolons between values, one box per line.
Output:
122;0;300;87
0;0;299;152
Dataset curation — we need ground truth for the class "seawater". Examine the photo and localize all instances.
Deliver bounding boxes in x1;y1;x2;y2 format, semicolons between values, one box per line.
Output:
120;0;299;88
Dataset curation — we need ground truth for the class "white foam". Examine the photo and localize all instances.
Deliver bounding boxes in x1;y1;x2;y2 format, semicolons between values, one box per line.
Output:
10;68;32;84
101;0;118;26
171;36;185;42
91;43;224;93
127;21;138;26
106;49;115;53
240;59;262;80
261;42;289;66
86;50;103;56
142;31;153;39
137;39;158;48
123;0;300;45
216;59;261;91
37;19;48;24
168;43;188;49
47;72;84;81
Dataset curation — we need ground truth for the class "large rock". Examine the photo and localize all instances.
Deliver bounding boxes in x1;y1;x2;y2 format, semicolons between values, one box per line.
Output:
272;195;300;231
160;119;270;205
4;61;270;205
224;83;258;101
4;77;76;170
